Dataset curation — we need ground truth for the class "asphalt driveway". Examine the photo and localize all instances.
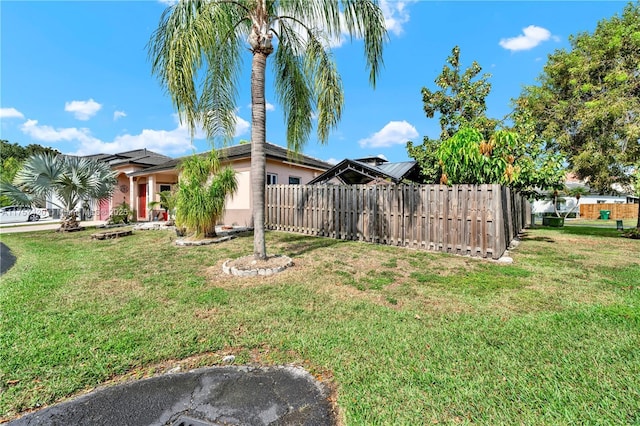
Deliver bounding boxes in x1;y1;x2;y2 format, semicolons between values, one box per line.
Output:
7;366;336;425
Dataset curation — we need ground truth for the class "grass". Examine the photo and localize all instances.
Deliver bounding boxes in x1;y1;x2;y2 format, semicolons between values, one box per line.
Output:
1;226;639;424
563;217;638;228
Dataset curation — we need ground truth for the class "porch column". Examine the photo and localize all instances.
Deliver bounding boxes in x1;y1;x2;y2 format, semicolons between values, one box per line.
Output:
147;175;156;220
129;176;135;210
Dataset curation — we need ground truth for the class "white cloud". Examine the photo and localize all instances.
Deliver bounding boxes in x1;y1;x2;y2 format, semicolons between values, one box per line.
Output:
380;0;414;36
247;101;275;111
234;115;250;137
65;98;102;120
358;120;418;149
0;107;24;119
113;110;127;121
158;0;177;5
21;119;101;145
20;118;196;157
499;25;553;52
326;157;339;165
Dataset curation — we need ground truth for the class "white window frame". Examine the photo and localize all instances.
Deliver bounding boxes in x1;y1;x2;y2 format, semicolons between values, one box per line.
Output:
267;173;278;185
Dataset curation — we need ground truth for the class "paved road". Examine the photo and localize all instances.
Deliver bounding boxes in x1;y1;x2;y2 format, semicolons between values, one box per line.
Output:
0;242;16;275
0;219;107;234
7;366;335;425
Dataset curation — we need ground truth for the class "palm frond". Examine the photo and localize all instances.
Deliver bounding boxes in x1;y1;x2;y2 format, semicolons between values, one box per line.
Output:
273;22;314;152
341;0;387;87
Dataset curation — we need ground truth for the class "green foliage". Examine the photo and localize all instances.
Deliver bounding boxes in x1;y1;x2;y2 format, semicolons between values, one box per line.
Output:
175;150;237;238
108;201;132;225
407;46;565;191
422;46;496;141
436;127;564;191
0;153;117;215
513;3;640;193
158;190;177;220
0;141;61;207
406;137;441;183
407;46;497;183
2;228;639;423
0;140;60;164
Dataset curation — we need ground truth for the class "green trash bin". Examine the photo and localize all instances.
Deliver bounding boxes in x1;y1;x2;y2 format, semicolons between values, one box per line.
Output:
599;210;611;220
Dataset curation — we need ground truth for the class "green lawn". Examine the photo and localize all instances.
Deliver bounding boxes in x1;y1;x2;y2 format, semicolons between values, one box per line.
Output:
1;226;639;424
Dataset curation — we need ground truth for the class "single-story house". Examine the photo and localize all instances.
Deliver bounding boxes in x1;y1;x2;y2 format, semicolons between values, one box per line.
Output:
92;143;331;226
308;156;421;185
531;176;638;217
46;149;172;219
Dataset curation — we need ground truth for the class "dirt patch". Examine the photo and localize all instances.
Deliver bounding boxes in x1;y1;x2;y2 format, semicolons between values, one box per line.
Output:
227;255;292;271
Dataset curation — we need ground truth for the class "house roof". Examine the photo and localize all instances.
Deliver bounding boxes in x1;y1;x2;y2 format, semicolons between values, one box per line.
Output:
128;142;332;177
308;158;421;185
84;149;171;168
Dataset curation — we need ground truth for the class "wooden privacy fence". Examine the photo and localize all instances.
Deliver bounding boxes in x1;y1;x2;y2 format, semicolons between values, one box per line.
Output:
579;203;639;219
266;184;530;259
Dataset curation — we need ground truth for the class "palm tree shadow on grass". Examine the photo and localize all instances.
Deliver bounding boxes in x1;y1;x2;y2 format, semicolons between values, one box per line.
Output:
557;226;625;239
269;232;348;257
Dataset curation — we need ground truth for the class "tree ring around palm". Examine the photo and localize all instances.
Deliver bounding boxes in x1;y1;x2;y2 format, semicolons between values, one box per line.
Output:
222;255;293;277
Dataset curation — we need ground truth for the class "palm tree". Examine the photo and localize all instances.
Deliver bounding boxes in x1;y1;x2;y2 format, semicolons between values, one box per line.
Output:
550;185;590;219
175;150;238;238
149;0;386;259
0;153;117;230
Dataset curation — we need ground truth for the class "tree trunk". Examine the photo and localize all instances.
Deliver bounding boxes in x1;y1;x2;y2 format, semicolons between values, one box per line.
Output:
636;201;640;230
251;51;268;259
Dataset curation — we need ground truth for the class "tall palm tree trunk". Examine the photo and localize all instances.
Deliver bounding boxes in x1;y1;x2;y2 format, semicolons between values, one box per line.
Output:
251;50;269;259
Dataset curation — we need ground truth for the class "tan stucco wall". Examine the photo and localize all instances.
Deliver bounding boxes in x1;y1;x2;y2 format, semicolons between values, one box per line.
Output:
219;158;325;226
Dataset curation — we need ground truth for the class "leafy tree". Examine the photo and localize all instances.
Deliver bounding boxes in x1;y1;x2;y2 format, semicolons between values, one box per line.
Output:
513;3;640;194
436;128;516;185
149;0;386;259
0;153;117;230
408;46;565;192
0;157;21;207
436;126;566;195
0;140;61;207
407;46;496;183
175;150;237;238
506;105;567;195
0;140;60;164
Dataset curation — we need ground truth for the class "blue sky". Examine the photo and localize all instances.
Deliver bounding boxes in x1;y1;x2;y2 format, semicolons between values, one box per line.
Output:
0;1;628;165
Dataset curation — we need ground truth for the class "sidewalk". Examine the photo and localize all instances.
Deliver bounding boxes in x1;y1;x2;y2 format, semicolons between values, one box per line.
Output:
0;219;107;234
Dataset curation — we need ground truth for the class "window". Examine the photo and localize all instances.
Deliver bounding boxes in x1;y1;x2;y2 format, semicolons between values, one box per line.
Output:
267;173;278;185
288;176;301;185
159;184;171;193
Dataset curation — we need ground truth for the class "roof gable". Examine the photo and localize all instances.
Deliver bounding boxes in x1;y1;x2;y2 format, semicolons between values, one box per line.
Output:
308;159;420;185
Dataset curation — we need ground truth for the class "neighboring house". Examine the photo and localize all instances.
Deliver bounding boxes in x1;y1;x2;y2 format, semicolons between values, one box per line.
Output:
308;156;421;185
531;175;638;217
127;143;331;226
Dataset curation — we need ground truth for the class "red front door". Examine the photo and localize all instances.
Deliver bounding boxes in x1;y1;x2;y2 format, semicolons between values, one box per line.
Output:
138;184;147;220
98;199;110;220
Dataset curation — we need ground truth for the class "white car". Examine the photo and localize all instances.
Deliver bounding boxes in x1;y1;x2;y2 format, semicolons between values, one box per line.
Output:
0;206;50;223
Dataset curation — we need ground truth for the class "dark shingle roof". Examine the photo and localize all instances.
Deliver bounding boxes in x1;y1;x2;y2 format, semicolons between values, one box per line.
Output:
128;143;332;177
84;149;171;167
